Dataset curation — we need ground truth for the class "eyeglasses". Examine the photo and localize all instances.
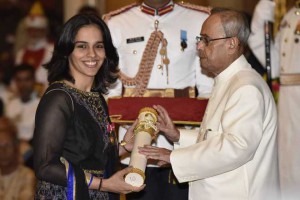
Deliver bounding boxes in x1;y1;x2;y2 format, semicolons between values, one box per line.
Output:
196;35;234;46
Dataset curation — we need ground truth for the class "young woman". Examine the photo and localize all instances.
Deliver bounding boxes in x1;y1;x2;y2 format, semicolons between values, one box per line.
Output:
33;13;144;200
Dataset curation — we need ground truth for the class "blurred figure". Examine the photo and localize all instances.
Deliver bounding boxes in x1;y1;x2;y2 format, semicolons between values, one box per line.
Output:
15;1;53;92
78;5;100;16
0;66;14;107
5;64;40;169
0;116;36;200
0;98;3;116
248;1;300;199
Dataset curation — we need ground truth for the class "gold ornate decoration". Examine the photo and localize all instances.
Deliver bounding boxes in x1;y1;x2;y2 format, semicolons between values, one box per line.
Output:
129;168;146;181
133;107;158;138
119;20;169;97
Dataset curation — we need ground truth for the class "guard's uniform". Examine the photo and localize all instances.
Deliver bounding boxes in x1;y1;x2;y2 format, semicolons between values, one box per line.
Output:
14;1;53;92
15;40;53;86
105;1;213;200
248;1;300;199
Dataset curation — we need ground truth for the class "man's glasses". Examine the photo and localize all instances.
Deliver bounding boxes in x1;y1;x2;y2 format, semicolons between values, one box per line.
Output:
196;35;234;46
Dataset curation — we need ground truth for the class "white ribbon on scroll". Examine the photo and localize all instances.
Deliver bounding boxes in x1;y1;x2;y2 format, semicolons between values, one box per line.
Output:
124;107;158;187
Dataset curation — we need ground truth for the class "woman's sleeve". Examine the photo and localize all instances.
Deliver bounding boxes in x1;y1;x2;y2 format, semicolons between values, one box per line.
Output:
33;89;73;186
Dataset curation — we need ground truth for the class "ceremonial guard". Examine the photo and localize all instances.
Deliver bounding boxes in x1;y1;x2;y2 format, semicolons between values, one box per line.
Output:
104;0;213;199
248;1;300;199
15;1;53;91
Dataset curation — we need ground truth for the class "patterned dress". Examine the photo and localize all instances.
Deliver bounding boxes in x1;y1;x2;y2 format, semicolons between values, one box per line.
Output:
34;82;119;200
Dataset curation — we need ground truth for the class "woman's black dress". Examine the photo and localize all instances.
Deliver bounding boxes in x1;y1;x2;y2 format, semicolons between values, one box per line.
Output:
34;82;119;200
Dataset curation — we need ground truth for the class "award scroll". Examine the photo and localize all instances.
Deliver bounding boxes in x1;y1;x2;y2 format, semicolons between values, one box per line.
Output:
124;107;158;187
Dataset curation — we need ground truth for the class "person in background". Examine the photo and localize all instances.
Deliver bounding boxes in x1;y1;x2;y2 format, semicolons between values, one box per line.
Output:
0;66;14;107
14;1;53;93
104;0;213;199
248;1;300;199
78;5;101;16
0;98;3;116
5;64;40;169
139;8;280;200
33;13;144;200
0;116;36;200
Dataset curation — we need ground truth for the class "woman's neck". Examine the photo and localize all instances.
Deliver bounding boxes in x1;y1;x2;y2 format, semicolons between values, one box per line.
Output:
64;78;94;92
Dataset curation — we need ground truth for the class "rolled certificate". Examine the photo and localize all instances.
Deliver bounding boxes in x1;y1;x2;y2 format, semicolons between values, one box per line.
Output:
124;107;158;187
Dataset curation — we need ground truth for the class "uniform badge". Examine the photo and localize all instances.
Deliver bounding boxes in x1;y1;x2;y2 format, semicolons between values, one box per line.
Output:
180;30;187;51
126;36;144;44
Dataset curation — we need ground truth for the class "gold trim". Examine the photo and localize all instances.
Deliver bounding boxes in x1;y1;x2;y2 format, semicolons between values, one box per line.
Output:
110;119;201;126
280;73;300;85
83;169;104;175
134;122;157;138
123;87;195;98
128;167;146;181
139;107;158;119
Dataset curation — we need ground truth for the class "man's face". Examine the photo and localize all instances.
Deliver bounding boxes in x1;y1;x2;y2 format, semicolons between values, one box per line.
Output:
0;133;17;168
197;15;229;77
14;70;35;100
27;27;47;44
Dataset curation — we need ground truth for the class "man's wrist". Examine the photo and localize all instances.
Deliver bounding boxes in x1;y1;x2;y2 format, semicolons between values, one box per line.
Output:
173;129;180;142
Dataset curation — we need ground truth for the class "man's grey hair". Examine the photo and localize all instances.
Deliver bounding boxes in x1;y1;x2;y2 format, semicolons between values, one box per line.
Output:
211;7;250;48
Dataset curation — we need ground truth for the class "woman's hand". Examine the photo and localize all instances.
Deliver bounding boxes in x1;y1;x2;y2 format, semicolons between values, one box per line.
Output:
119;119;138;155
102;167;145;194
138;145;171;167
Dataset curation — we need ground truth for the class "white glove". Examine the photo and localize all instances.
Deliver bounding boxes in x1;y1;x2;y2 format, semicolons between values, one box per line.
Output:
252;0;275;23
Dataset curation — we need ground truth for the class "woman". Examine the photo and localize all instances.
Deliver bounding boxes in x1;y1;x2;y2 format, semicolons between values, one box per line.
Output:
33;14;143;200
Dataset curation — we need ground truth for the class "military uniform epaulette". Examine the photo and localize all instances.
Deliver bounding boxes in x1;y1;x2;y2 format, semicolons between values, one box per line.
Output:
102;3;139;22
176;1;211;14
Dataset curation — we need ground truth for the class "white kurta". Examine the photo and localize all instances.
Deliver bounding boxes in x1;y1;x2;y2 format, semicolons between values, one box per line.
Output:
171;56;280;200
6;92;40;141
106;1;213;166
248;1;300;199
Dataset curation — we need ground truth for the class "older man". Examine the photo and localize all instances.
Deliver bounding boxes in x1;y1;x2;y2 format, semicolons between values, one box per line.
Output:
0;116;36;200
139;8;280;200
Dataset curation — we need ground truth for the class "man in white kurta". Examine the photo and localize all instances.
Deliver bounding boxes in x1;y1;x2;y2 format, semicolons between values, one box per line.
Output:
140;8;280;200
5;64;40;168
248;1;300;199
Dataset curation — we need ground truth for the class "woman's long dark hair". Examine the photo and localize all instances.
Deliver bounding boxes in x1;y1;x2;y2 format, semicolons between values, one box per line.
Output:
44;13;119;94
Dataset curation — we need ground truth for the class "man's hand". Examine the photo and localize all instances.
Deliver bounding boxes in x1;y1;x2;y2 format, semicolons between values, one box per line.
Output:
153;105;180;142
138;145;171;166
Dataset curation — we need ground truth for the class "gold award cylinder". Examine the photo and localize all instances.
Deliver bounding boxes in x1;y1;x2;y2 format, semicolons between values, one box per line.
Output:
124;107;158;187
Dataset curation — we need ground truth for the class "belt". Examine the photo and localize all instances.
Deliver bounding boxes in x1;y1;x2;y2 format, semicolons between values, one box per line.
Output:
280;73;300;85
123;87;195;98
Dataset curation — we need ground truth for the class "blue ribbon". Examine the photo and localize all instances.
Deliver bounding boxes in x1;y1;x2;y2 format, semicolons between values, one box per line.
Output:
67;163;76;200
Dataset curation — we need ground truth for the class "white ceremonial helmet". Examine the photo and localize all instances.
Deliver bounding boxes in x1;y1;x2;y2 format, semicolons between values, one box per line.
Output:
24;1;48;29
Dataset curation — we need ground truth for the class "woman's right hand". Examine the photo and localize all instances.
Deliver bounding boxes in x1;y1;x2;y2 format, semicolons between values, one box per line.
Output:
102;167;146;194
119;119;139;155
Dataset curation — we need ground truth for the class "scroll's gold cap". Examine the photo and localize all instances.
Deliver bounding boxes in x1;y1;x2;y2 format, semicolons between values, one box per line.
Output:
138;107;158;121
